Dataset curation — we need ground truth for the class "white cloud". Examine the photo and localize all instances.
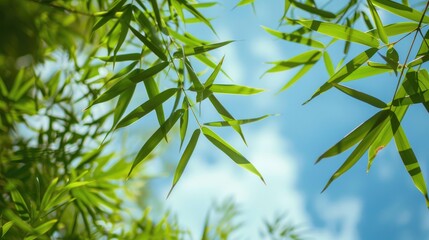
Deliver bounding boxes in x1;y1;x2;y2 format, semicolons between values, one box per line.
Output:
163;125;363;239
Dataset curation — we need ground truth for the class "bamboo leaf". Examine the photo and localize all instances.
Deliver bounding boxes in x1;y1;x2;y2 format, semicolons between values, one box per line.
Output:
236;0;254;7
176;0;216;33
96;53;141;62
265;50;322;73
372;0;429;23
204;56;225;87
144;77;166;128
209;95;247;145
202;127;265;183
1;221;13;237
392;90;429;106
173;41;234;58
128;110;183;177
367;0;389;44
185;60;204;91
316;110;390;163
34;219;58;235
279;54;321;92
207;84;264;95
295;19;380;47
116;88;178;129
322;111;390;192
305;48;378;103
392;115;429;207
113;85;135;125
323;51;335;76
179;99;189;150
334;83;387;108
204;114;273;127
342;66;392;82
262;26;325;48
167;129;200;198
114;6;132;56
129;25;167;61
290;0;336;19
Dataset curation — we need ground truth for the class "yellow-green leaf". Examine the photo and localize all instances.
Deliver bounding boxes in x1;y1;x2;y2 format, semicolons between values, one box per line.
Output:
208;84;263;95
295;19;380;47
372;0;429;23
173;41;234;58
204;114;273;127
262;26;325;48
334;83;387;108
367;0;388;44
266;50;322;73
202;127;265;183
291;0;336;19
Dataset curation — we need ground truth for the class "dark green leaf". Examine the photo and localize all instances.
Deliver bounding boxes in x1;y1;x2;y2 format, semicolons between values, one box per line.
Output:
113;85;135;125
128;110;183;177
144;77;166;128
96;53;141;62
115;88;178;129
305;48;378;103
179;99;189;150
173;41;234;58
291;0;336;18
334;83;387;108
167;129;200;198
129;25;167;61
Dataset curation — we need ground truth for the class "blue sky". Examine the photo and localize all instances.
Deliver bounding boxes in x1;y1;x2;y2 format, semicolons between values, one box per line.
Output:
134;1;429;239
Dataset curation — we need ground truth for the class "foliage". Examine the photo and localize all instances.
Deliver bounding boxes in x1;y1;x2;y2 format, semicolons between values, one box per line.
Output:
261;0;429;207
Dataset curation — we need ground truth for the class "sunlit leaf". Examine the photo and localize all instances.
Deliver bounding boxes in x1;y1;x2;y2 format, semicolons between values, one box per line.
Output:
391;115;429;207
202;127;265;183
367;0;389;44
295;19;380;47
316;110;390;163
204;56;225;87
128;110;183;177
334;83;387;108
207;84;264;95
262;26;325;48
265;50;322;73
173;41;234;58
167;129;200;198
290;0;336;18
185;60;204;91
176;0;216;33
204;114;273;127
372;0;429;23
305;48;378;103
179;99;189;149
114;5;132;57
279;54;321;92
144;77;166;129
1;221;13;237
323;51;335;76
235;0;254;7
116;88;178;129
34;219;58;235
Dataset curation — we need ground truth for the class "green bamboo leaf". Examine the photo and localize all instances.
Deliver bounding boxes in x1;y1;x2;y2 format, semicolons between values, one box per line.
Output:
131;61;170;84
236;0;254;7
290;0;336;18
114;6;132;56
295;19;380;47
128;110;183;177
305;48;378;104
367;0;388;44
323;51;335;76
10;189;29;219
109;61;138;81
202;127;265;183
316;110;390;163
204;56;225;87
209;95;247;145
279;54;321;92
34;219;58;235
342;66;392;82
185;60;204;91
367;106;407;171
40;178;59;212
265;50;322;73
3;210;32;232
192;2;218;8
372;0;429;23
173;41;234;58
179;99;189;150
392;115;429;207
92;0;127;32
113;85;135;125
392;90;429;106
207;84;264;95
322;111;390;192
176;0;216;33
144;77;166;129
1;221;13;237
167;129;200;198
96;53;141;62
149;0;165;32
334;83;387;108
196;54;232;80
262;26;325;48
129;25;167;61
361;11;374;30
116;88;178;129
204;114;273;127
